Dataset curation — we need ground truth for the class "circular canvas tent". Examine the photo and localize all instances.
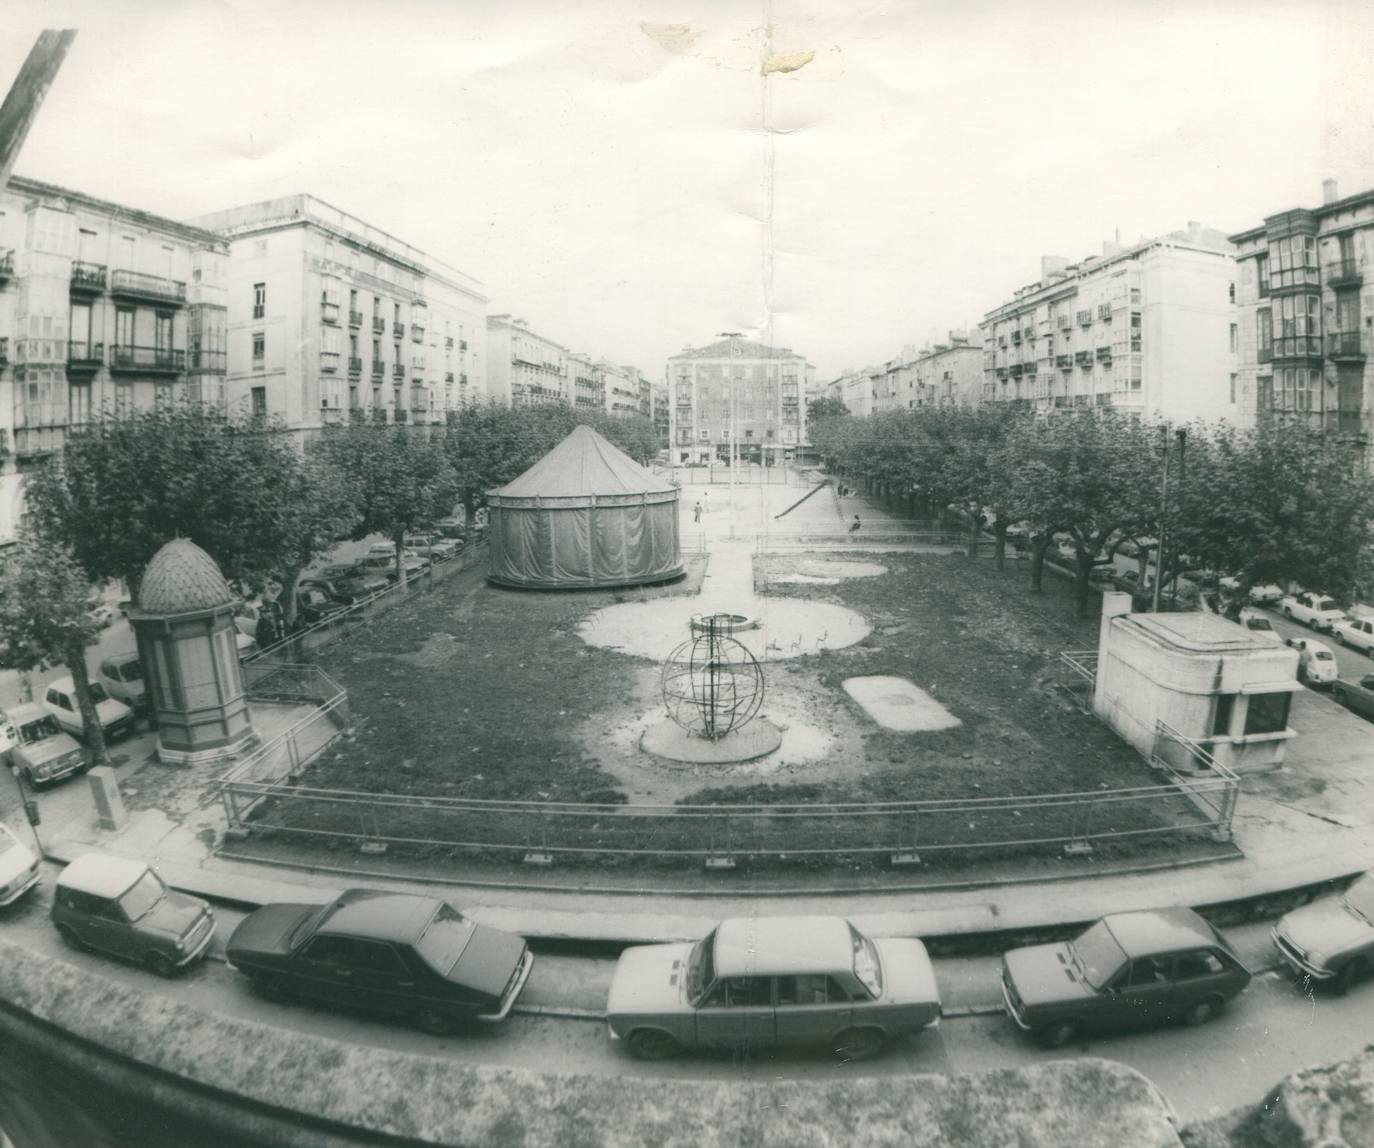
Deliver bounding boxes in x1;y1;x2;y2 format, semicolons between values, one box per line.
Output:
486;425;684;589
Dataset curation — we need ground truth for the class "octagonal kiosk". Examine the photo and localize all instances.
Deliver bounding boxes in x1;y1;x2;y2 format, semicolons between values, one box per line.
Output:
129;539;257;766
1093;593;1300;776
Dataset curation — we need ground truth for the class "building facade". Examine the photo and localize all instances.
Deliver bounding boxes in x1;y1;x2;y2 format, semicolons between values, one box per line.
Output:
600;359;640;417
187;196;487;433
864;332;984;412
0;176;230;541
651;382;670;447
1230;179;1374;464
485;314;566;407
824;367;875;418
667;336;812;465
567;352;602;410
979;225;1236;421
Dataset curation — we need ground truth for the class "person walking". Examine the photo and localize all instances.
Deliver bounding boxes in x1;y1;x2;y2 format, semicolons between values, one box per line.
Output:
693;501;703;523
849;514;861;535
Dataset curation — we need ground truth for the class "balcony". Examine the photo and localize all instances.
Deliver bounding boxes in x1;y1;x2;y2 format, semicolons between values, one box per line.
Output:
459;339;468;351
393;363;406;381
411;325;425;343
1009;363;1024;377
189;349;226;373
348;356;363;377
393;323;406;340
1011;330;1021;344
110;269;187;306
349;310;363;328
14;427;64;459
1056;354;1074;370
445;371;455;383
1273;336;1322;359
0;336;8;369
0;248;12;283
70;261;107;294
372;317;385;334
1096;346;1112;364
1326;258;1362;289
1075;350;1094;367
1258;344;1274;364
66;340;104;373
1097;303;1112;321
445;336;455;349
1326;330;1367;360
1058;315;1072;330
995;366;1008;379
1023;359;1037;374
109;345;185;375
371;362;385;380
1076;310;1092;326
394;408;408;424
320;351;341;374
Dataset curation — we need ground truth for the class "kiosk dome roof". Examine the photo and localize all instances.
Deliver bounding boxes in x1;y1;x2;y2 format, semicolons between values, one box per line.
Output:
138;539;233;615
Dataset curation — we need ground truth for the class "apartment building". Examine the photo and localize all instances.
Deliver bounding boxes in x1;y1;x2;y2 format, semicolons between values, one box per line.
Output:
667;336;812;465
486;314;566;407
866;332;984;412
600;359;640;416
824;368;875;418
187;196;487;432
0;176;230;541
651;383;670;446
568;352;602;410
979;224;1236;421
1230;179;1374;465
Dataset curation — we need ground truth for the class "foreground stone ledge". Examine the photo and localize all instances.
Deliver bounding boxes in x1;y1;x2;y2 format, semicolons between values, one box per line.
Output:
0;940;1182;1147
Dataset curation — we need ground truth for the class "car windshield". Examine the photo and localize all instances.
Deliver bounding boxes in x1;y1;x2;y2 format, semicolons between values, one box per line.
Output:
288;902;334;948
1343;878;1374;925
117;662;143;683
1314;651;1335;661
87;682;110;703
1247;619;1272;632
850;923;883;998
1317;598;1338;611
414;902;477;974
117;870;166;922
686;928;717;1004
1068;920;1129;989
20;716;61;743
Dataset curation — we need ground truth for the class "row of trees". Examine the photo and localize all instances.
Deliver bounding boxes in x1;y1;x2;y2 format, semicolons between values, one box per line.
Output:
0;402;660;765
809;405;1374;617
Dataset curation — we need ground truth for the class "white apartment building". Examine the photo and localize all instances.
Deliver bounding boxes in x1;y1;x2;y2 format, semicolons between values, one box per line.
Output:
187;196;487;432
667;336;812;465
600;359;639;416
567;351;601;411
979;224;1236;421
486;315;566;407
0;176;229;541
825;367;876;418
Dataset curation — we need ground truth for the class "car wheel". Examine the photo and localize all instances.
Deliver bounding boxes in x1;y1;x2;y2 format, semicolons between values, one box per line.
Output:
1333;687;1348;708
1182;996;1223;1026
415;1006;460;1037
1338;631;1348;645
833;1027;885;1062
1334;959;1366;996
253;973;289;1002
57;924;87;952
144;950;177;978
627;1028;682;1061
1035;1019;1082;1049
21;769;37;788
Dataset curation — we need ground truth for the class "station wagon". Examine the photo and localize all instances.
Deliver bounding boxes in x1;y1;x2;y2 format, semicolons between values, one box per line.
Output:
1000;908;1250;1047
606;916;942;1061
3;703;87;787
1271;873;1374;995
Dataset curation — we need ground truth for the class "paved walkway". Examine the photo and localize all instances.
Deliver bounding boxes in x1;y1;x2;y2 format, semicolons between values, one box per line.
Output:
16;478;1374;951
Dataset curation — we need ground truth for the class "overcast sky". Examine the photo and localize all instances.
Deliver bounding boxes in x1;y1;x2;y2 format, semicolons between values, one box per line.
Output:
4;0;1373;381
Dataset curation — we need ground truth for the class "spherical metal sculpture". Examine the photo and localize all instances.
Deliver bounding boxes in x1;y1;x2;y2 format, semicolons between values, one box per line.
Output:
661;613;765;741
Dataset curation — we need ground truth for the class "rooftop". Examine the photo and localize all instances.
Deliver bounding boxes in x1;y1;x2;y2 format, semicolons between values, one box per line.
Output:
714;915;854;978
7;174;226;249
1103;907;1218;957
669;337;808;362
320;889;440;942
137;539;233;616
1124;611;1282;655
56;853;149;899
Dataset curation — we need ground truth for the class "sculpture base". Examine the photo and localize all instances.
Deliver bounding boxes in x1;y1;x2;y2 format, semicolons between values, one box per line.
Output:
156;727;259;768
640;718;782;765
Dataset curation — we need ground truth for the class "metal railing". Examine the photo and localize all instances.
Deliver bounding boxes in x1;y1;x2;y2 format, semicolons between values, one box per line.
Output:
70;261;107;291
755;530;980;552
110;269;187;303
1149;720;1239;839
110;346;186;372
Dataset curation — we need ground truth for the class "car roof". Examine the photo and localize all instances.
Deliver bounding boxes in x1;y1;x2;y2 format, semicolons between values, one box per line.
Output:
319;889;440;942
1102;908;1218;956
45;676;76;694
56;853;148;898
713;916;855;978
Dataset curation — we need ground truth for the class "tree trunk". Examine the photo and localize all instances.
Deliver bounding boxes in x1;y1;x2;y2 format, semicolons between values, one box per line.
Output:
1029;538;1050;592
394;536;408;588
993;522;1009;571
1075;553;1093;618
966;517;980;559
64;639;111;770
281;561;305;631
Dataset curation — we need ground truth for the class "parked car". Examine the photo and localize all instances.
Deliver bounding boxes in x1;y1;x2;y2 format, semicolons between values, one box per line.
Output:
404;533;461;561
97;652;148;716
605;915;941;1062
1280;591;1345;632
1286;637;1338;687
366;541;429;567
3;703;87;787
433;517;469;542
294;585;349;627
1000;908;1250;1048
1333;616;1374;656
225;888;533;1035
310;563;389;603
1271;873;1374;995
86;598;116;629
0;822;41;907
1222;577;1285;605
1331;674;1374;721
235;631;259;661
357;552;426;583
1237;608;1285;645
52;854;216;976
42;676;135;743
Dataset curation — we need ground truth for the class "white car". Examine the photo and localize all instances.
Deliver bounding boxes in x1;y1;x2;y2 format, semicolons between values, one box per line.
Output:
1285;637;1339;687
1280;592;1346;632
42;676;135;743
1333;617;1374;656
1238;608;1285;645
0;823;40;907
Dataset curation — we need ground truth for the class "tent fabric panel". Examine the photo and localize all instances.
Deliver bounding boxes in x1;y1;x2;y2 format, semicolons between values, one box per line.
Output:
490;425;676;500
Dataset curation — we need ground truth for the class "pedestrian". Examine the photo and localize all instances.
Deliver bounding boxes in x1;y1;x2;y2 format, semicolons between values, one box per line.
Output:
849;514;861;535
693;501;703;523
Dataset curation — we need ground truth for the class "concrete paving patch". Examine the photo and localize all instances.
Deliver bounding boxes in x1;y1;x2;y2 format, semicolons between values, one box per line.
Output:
843;675;963;732
640;717;783;763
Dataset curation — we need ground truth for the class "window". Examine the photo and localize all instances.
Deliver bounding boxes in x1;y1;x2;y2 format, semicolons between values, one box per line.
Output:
1228;282;1235;304
1125;958;1168;988
698;429;709;442
1257;308;1272;355
1256;253;1269;298
1230;323;1238;353
372;295;381;317
252;282;266;320
1245;691;1291;735
114;307;134;348
252;332;265;363
251;387;267;417
155;312;173;353
1211;694;1235;736
1230;373;1237;403
1174;951;1224;979
776;975;849;1006
709;977;769;1007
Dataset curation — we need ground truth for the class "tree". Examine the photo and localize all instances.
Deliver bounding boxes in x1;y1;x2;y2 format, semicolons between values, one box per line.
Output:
274;449;361;629
24;402;306;604
806;395;850;425
0;537;111;769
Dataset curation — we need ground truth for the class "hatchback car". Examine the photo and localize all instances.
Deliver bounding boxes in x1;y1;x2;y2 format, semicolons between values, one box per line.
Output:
1286;637;1338;687
1271;873;1374;994
52;854;216;976
3;703;87;787
225;888;534;1035
1281;592;1346;632
42;676;135;743
605;916;941;1061
97;653;148;716
1333;616;1374;656
1000;908;1250;1047
0;823;41;907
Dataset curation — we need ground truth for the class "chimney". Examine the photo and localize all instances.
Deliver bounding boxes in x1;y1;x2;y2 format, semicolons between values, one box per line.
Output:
1187;221;1202;240
1323;178;1339;205
1040;255;1070;284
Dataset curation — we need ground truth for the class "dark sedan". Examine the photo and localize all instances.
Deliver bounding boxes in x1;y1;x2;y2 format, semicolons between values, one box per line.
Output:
225;889;534;1035
1000;908;1250;1047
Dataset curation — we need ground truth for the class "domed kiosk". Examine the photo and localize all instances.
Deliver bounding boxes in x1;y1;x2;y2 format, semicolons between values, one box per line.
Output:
129;539;257;766
486;425;684;589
